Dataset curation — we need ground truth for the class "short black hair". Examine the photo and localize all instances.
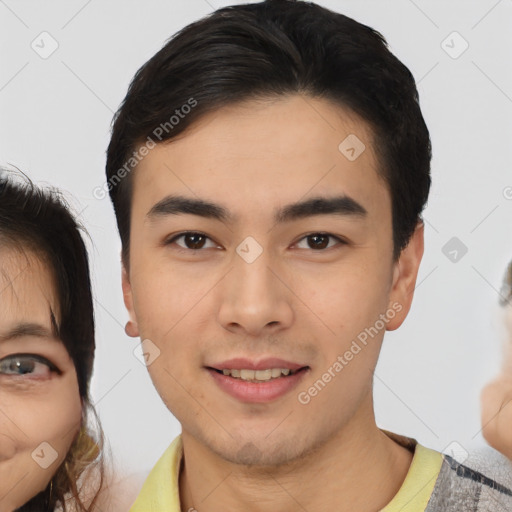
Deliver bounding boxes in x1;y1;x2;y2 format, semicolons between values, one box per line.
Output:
105;0;431;264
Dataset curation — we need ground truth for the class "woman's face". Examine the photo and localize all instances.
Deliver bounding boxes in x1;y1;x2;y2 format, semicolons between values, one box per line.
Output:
0;248;82;512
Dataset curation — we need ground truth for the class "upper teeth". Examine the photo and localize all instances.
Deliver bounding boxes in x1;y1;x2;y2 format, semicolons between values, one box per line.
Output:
221;368;292;381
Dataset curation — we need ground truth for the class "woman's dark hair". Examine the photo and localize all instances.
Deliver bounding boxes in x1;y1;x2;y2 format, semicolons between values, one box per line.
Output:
0;170;104;512
105;0;431;264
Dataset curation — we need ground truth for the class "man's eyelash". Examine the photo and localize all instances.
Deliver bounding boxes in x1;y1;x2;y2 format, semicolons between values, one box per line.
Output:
164;232;347;250
164;231;210;247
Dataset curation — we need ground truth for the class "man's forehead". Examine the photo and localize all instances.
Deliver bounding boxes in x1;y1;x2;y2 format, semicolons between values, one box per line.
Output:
136;95;376;163
131;95;387;216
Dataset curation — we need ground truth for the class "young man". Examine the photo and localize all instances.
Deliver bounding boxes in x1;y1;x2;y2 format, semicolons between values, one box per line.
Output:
105;1;512;510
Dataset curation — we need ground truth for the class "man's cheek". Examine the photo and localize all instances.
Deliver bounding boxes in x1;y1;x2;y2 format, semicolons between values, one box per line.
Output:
135;294;176;335
149;344;191;379
149;363;204;413
148;364;181;400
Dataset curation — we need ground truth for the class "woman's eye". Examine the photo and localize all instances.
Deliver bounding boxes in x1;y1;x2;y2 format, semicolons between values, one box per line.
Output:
0;354;59;378
295;233;345;250
166;232;219;251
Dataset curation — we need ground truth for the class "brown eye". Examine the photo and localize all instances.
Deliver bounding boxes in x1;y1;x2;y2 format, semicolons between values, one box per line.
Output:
307;234;329;249
296;233;345;251
166;232;218;251
182;233;207;249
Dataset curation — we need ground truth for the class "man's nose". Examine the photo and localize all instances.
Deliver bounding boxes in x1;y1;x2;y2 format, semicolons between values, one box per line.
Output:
216;248;294;338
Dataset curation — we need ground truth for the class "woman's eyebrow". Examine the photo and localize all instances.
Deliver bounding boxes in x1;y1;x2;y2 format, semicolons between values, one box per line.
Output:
146;194;368;224
0;322;54;342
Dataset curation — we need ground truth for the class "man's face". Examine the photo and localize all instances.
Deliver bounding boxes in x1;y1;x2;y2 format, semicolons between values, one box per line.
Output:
124;94;422;466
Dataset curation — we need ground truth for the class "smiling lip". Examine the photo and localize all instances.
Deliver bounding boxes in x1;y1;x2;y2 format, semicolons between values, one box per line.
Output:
209;358;305;371
206;357;309;403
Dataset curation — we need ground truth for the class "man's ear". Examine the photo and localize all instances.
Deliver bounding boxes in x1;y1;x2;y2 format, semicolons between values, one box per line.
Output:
386;220;425;331
122;262;140;338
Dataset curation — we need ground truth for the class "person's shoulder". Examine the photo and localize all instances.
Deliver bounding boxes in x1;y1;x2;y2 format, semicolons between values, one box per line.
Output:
60;464;150;512
94;471;150;511
425;447;512;511
129;436;183;512
464;446;512;490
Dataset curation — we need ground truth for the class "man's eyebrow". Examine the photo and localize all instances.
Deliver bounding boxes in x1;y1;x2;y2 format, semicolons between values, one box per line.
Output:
276;195;367;223
146;194;368;224
0;322;54;343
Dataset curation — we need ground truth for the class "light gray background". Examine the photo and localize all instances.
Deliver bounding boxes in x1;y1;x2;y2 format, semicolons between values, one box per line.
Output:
1;0;511;475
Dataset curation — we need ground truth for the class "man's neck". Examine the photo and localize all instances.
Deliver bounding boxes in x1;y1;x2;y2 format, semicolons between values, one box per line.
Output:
178;409;414;512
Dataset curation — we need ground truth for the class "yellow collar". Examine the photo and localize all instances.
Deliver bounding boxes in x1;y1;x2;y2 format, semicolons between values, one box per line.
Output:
130;432;442;512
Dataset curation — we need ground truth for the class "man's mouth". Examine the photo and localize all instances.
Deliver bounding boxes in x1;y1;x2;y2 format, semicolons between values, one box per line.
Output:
205;358;310;402
208;367;308;383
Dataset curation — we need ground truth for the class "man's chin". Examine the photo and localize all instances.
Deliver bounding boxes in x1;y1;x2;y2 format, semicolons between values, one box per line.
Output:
216;442;305;468
192;428;316;468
